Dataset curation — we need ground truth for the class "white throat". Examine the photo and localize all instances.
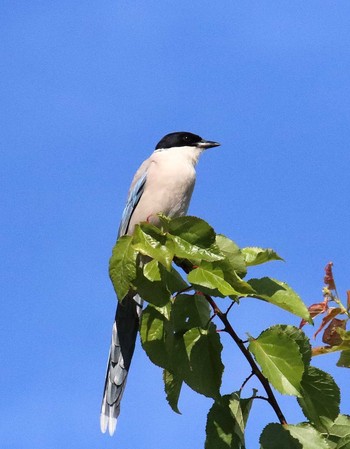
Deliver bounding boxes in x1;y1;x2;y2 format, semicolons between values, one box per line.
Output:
154;145;203;166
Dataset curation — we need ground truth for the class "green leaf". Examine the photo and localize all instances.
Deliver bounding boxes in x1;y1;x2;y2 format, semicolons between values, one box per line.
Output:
260;423;330;449
188;266;240;297
286;424;330;449
313;340;350;357
248;277;311;321
163;370;182;414
109;235;137;300
276;325;311;366
201;258;254;297
140;304;172;370
322;414;350;441
166;215;216;247
335;436;350;449
133;265;171;306
260;423;303;448
242;247;284;266
134;263;188;307
157;213;171;227
331;330;350;353
141;303;223;399
171;234;224;262
336;329;350;340
215;234;247;277
160;265;189;294
313;332;350;356
132;223;174;269
337;351;350;368
249;327;304;396
172;294;211;333
143;259;161;281
173;324;223;398
298;366;340;430
224;268;256;296
205;393;249;449
240;391;256;428
164;215;223;262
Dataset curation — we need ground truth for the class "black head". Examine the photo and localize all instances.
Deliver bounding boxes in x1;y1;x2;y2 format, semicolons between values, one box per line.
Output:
155;132;202;150
155;132;220;150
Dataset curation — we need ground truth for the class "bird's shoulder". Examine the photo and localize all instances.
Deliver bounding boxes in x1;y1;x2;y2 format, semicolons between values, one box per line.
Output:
128;158;151;194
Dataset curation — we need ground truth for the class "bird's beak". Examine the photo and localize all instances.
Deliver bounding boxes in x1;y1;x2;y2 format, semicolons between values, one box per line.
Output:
198;139;221;149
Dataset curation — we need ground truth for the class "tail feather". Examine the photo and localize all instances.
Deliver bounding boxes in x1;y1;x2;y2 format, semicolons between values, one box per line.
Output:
100;293;143;435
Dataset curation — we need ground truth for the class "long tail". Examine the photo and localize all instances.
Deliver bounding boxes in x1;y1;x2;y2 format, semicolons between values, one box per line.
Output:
100;293;143;435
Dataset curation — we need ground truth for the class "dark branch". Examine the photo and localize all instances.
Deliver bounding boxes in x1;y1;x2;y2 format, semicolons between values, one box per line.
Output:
204;293;287;425
174;258;287;425
240;371;254;393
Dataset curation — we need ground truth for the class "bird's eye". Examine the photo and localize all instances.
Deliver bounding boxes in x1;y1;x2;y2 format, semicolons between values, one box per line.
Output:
183;136;188;141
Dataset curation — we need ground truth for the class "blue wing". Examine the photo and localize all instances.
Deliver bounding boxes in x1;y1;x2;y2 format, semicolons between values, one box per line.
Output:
118;170;147;237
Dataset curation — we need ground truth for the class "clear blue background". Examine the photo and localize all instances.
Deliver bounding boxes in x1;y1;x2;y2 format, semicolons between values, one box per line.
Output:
1;1;350;448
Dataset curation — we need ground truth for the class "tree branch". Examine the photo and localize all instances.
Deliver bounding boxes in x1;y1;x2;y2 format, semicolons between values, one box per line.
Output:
204;293;287;425
174;257;287;425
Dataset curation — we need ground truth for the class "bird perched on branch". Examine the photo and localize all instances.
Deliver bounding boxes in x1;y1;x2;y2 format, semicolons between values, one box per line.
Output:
100;131;220;436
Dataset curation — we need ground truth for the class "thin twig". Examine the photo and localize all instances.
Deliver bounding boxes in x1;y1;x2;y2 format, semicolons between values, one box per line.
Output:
205;313;217;329
254;395;270;402
175;285;193;296
240;372;254;392
224;301;235;317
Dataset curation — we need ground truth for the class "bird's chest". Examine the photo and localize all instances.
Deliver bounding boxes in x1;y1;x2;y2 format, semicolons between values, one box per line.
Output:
145;154;197;216
155;158;196;192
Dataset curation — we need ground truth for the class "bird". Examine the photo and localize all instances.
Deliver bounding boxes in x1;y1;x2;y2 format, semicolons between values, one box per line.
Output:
100;131;220;436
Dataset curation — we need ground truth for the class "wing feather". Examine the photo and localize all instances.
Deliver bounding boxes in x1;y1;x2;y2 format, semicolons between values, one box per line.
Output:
117;159;150;237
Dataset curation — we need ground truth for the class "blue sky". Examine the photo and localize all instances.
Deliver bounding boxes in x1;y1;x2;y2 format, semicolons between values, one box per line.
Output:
1;1;350;448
